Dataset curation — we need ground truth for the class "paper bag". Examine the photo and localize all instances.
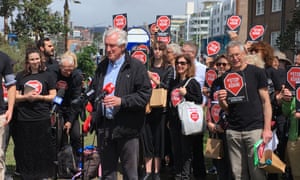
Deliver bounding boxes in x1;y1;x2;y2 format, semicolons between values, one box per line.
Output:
204;138;223;159
149;88;167;107
259;150;286;173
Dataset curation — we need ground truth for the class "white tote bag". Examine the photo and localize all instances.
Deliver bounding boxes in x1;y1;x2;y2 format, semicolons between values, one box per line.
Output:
177;78;204;135
178;100;204;135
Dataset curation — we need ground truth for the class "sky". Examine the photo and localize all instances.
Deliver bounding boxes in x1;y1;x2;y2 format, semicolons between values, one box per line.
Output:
49;0;194;27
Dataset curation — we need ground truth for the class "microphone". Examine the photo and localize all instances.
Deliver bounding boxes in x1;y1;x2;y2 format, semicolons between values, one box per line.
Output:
71;89;95;112
50;88;65;115
95;82;115;102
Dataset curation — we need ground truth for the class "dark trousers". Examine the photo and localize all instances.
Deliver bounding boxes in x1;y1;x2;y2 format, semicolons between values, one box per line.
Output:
58;117;81;165
169;123;206;179
98;136;139;180
191;134;206;178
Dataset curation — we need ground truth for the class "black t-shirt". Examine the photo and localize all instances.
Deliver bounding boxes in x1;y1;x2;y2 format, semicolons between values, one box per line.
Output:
220;65;268;131
0;52;15;113
16;71;56;121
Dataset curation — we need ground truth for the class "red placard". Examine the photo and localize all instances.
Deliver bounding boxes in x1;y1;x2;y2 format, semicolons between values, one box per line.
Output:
227;15;242;31
131;50;147;64
211;103;221;123
205;69;218;87
157;36;171;44
113;14;127;30
224;73;244;96
207;41;221;57
156;15;171;32
171;89;182;107
249;25;265;41
287;66;300;89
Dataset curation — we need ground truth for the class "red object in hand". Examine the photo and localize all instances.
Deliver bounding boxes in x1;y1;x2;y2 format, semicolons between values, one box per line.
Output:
83;102;93;133
103;82;115;95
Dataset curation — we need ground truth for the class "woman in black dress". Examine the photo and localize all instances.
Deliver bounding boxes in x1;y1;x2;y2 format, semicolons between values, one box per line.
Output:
13;47;56;179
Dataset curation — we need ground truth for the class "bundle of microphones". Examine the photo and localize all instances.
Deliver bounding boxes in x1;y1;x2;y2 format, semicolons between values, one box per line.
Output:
50;83;115;133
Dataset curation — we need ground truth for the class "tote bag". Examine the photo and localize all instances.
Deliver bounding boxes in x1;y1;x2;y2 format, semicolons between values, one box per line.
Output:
178;100;204;135
177;78;204;135
204;137;223;159
149;88;167;107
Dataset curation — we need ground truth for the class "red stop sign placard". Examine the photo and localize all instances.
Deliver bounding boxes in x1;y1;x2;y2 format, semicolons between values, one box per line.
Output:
157;36;171;44
156;16;171;32
205;69;218;87
287;67;300;89
207;41;221;56
227;15;242;31
211;103;221;123
113;15;127;30
249;25;265;41
224;73;244;96
131;51;147;64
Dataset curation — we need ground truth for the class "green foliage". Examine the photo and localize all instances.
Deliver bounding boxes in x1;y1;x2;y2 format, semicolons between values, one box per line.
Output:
76;45;97;77
277;9;300;52
0;36;33;73
11;0;64;41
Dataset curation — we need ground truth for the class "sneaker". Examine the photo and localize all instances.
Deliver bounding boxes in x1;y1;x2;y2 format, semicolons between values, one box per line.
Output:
206;166;217;175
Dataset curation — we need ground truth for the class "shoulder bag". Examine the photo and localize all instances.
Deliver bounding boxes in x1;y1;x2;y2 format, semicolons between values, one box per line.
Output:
177;78;204;135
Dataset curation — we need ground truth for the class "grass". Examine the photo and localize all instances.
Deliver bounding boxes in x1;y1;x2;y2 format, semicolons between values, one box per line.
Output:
5;129;217;180
5;130;98;176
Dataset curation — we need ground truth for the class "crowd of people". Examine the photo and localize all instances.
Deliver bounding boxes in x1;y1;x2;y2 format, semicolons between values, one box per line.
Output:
0;27;299;180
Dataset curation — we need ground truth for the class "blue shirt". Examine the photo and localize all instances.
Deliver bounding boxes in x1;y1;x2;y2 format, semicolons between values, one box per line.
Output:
103;54;125;119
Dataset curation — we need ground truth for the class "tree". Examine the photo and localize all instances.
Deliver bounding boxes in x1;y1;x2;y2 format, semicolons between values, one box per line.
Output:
76;45;97;77
0;0;19;40
12;0;64;42
277;8;300;53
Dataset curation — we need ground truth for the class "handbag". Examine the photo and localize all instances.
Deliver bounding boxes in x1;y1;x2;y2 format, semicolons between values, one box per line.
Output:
57;135;77;178
204;135;223;159
149;88;167;107
82;145;100;180
259;149;286;173
177;78;204;135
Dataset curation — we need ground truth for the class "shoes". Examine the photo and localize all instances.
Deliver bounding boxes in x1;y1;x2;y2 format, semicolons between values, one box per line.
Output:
142;173;152;180
206;166;217;175
153;173;160;180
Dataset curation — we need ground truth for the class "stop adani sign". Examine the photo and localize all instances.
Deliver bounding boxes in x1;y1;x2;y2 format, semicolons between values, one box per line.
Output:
227;15;242;31
287;66;300;90
224;72;248;104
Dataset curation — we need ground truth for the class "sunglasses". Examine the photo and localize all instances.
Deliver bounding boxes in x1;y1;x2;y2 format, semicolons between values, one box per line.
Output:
216;62;228;67
175;61;188;65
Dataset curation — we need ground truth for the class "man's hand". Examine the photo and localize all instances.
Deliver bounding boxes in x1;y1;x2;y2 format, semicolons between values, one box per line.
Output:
103;95;121;108
64;122;72;134
262;129;273;144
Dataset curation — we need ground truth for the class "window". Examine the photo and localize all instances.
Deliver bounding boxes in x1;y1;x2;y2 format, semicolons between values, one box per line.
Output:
270;31;280;48
272;0;282;12
297;0;300;7
256;0;265;15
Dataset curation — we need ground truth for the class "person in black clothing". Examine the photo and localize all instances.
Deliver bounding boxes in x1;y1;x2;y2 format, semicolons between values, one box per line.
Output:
37;37;58;71
90;28;152;180
51;51;83;167
0;51;16;180
168;54;203;180
141;41;174;180
13;47;56;179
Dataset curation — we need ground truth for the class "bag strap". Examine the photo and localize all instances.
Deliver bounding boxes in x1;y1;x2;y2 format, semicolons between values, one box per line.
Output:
183;77;194;88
